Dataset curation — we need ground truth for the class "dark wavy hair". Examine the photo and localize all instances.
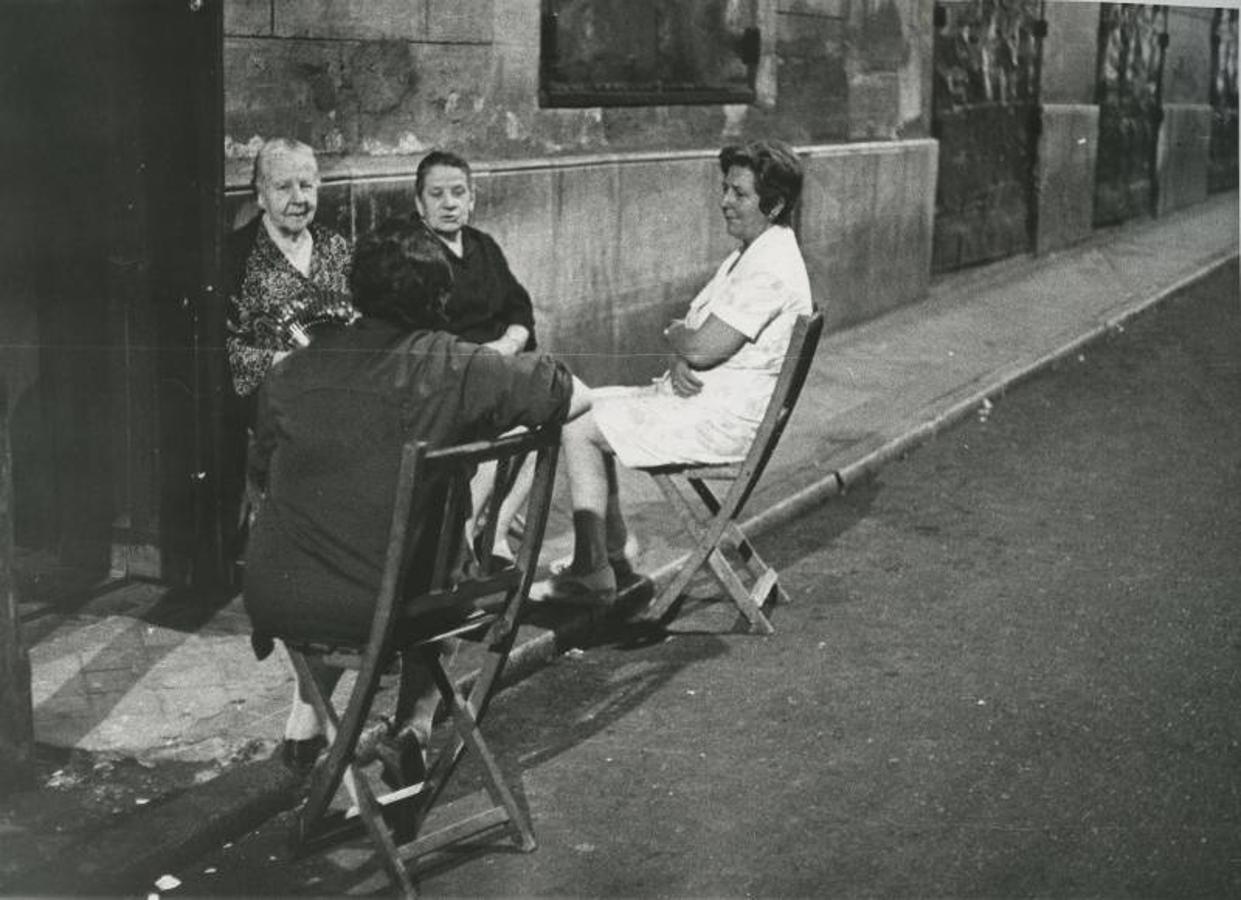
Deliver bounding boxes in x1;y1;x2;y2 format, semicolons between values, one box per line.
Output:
414;149;473;197
718;139;803;227
349;218;454;332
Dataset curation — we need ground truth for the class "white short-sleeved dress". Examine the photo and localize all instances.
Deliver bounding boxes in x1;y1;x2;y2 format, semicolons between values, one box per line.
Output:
593;224;813;468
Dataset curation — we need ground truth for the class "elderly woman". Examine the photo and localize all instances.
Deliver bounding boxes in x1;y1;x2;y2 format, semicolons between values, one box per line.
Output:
223;138;357;770
225;137;355;405
539;139;813;605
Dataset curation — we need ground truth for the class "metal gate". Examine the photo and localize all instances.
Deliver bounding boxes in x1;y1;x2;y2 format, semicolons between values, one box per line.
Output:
1208;7;1238;194
1093;3;1168;226
931;0;1045;273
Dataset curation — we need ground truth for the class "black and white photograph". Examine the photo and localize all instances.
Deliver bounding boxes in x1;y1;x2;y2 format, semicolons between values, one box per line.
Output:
1;0;1238;896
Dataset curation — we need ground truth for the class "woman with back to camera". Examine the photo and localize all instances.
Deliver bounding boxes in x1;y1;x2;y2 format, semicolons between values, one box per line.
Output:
244;218;589;777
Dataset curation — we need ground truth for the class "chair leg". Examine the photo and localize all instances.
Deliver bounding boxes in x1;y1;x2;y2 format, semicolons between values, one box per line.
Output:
434;661;536;851
648;473;781;632
646;474;718;621
397;654;535;859
721;520;791;607
689;479;779;595
286;650;418;897
654;472;711;531
648;540;712;623
705;548;775;635
687;478;788;616
346;762;418;897
286;651;351;833
649;473;710;617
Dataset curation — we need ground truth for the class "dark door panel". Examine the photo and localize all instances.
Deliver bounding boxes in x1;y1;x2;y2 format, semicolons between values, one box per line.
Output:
0;0;223;587
1208;7;1238;194
1093;3;1168;226
931;0;1045;273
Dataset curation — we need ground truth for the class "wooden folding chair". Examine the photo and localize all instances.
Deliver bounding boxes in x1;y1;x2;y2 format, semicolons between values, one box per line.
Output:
278;426;561;897
642;311;824;634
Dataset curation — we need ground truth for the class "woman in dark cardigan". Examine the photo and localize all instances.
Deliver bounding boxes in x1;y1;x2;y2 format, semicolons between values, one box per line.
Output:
244;217;589;774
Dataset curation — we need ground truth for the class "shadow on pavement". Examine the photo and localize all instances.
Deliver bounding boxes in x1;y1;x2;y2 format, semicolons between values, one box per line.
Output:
258;617;735;896
27;583;243;749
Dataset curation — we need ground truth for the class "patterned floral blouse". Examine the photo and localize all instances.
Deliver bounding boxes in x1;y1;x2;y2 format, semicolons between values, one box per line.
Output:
226;220;355;398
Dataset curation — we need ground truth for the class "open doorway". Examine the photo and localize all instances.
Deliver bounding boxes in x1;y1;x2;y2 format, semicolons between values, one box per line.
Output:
0;0;225;599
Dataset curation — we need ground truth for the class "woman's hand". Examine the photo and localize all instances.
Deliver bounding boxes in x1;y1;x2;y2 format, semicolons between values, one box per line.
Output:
664;313;746;369
483;336;520;356
287;322;311;348
663;319;688;345
669;356;703;398
483;324;530;357
665;320;702;396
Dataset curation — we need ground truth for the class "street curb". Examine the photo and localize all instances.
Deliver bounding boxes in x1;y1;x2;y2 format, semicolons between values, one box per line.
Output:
460;252;1239;671
735;250;1240;545
11;758;303;896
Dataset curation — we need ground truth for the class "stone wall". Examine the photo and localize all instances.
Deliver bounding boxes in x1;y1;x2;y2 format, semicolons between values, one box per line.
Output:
1164;6;1215;105
799;140;937;331
1041;1;1102;106
223;0;931;161
227;140;937;385
224;0;937;363
1158;7;1214;215
1036;104;1099;255
1037;3;1219;237
1157;103;1212;215
222;0;1226;358
1036;2;1104;254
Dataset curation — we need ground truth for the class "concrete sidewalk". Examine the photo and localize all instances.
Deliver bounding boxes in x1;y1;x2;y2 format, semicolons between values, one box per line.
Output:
14;190;1239;885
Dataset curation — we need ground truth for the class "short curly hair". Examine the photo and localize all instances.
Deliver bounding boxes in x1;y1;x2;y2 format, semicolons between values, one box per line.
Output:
349;218;454;332
251;137;318;192
718;140;803;227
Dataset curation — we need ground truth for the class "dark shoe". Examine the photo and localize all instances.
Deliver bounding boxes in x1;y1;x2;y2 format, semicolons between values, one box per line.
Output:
249;630;275;661
507;512;526;543
530;567;618;607
551;535;641;581
280;734;326;775
376;731;427;791
609;555;639;583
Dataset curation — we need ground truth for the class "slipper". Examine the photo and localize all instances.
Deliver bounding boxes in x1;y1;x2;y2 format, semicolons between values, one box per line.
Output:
530;566;617;607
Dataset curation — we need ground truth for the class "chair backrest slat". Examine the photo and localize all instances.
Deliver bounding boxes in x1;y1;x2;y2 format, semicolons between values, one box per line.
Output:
429;471;469;589
344;425;562;660
285;425;562;879
360;441;429;662
424;430;555;579
407;427;561;722
728;310;824;513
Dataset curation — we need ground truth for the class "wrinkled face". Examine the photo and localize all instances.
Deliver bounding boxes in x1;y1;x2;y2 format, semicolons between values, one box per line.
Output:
416;164;474;239
720;165;777;247
256;148;319;238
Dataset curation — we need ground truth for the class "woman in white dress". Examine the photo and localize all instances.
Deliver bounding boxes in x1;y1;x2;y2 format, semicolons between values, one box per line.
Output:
538;139;814;605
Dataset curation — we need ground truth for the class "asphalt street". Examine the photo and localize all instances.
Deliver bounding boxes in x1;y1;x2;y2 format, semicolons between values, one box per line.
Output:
166;260;1241;896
